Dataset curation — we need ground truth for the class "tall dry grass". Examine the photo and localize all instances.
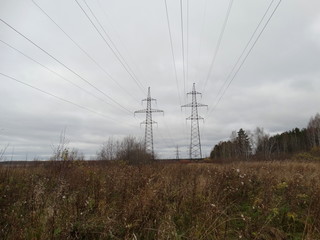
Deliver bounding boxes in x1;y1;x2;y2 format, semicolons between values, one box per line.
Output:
0;160;320;239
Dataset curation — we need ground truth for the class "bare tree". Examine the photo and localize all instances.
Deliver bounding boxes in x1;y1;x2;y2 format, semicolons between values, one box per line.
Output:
307;113;320;148
97;137;119;160
50;129;84;161
51;128;69;161
97;136;152;164
253;127;275;160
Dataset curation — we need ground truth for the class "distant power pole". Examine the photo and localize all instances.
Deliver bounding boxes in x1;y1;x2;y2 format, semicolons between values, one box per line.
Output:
175;145;180;160
135;87;163;158
182;83;208;159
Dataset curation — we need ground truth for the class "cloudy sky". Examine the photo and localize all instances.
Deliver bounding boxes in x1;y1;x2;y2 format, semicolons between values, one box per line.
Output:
1;0;319;160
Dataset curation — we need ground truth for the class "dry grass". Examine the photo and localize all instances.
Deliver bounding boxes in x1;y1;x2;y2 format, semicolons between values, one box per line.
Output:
1;160;320;239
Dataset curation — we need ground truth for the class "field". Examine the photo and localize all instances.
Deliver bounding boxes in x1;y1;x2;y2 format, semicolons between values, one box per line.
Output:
1;160;320;240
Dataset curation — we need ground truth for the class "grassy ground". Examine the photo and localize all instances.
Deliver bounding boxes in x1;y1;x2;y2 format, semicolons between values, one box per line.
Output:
1;160;320;239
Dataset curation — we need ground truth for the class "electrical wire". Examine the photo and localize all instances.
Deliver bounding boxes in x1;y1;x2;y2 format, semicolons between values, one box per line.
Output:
164;0;189;143
163;0;189;156
208;0;282;116
201;0;281;154
213;0;277;103
31;0;141;104
0;39;114;108
83;0;145;92
180;0;186;100
201;0;234;93
0;72;112;120
74;0;146;94
179;0;190;149
164;0;182;106
0;18;133;114
95;0;146;99
186;0;189;90
195;0;208;85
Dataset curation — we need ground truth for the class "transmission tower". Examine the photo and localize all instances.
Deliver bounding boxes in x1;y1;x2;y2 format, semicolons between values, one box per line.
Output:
175;145;180;160
182;83;208;159
135;87;163;158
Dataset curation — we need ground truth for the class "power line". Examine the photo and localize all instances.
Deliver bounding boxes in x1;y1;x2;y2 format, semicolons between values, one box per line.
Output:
164;0;182;105
201;0;234;93
83;0;145;91
0;72;112;120
31;0;141;103
95;0;146;98
180;0;186;100
0;18;132;114
0;39;114;108
164;0;189;150
74;0;146;94
195;0;208;84
208;0;282;115
186;0;189;92
213;0;277;102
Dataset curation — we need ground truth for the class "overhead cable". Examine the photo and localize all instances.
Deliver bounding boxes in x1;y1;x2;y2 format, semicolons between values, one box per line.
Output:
83;0;145;92
74;0;146;94
186;0;189;90
208;0;282;115
0;72;112;120
195;0;208;84
31;0;141;103
0;39;116;108
213;0;277;103
164;0;182;105
201;0;234;93
180;0;186;100
0;18;132;114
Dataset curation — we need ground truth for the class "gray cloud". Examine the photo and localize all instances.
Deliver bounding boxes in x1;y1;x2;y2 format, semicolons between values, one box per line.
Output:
1;0;320;160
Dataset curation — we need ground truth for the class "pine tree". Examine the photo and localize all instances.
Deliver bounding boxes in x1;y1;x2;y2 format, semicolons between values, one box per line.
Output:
236;128;252;159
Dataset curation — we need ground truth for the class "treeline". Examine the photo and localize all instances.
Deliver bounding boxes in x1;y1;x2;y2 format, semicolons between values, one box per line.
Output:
96;136;153;164
49;133;153;165
210;113;320;161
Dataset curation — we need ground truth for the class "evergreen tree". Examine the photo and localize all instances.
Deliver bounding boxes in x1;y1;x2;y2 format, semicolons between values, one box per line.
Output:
236;128;252;159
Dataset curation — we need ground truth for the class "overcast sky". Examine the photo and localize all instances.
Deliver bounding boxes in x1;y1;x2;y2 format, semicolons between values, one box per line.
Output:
1;0;320;160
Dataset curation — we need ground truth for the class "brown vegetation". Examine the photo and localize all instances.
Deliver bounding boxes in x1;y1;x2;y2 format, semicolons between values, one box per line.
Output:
1;160;320;239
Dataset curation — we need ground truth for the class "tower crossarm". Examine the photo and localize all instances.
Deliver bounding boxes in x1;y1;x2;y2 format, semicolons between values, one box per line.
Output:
186;91;202;96
142;98;156;102
140;120;158;125
197;103;208;108
186;116;204;121
150;109;164;114
134;109;164;116
134;109;147;116
181;103;208;108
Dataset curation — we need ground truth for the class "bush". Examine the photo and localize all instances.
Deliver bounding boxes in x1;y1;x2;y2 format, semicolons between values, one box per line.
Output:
97;136;152;164
292;148;320;162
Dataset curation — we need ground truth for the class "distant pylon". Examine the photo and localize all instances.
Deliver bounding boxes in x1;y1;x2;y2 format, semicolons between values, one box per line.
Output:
176;145;180;160
135;87;163;158
182;83;208;159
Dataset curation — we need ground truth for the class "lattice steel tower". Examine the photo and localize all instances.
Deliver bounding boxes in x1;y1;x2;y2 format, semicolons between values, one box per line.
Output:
182;83;208;159
135;87;163;158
